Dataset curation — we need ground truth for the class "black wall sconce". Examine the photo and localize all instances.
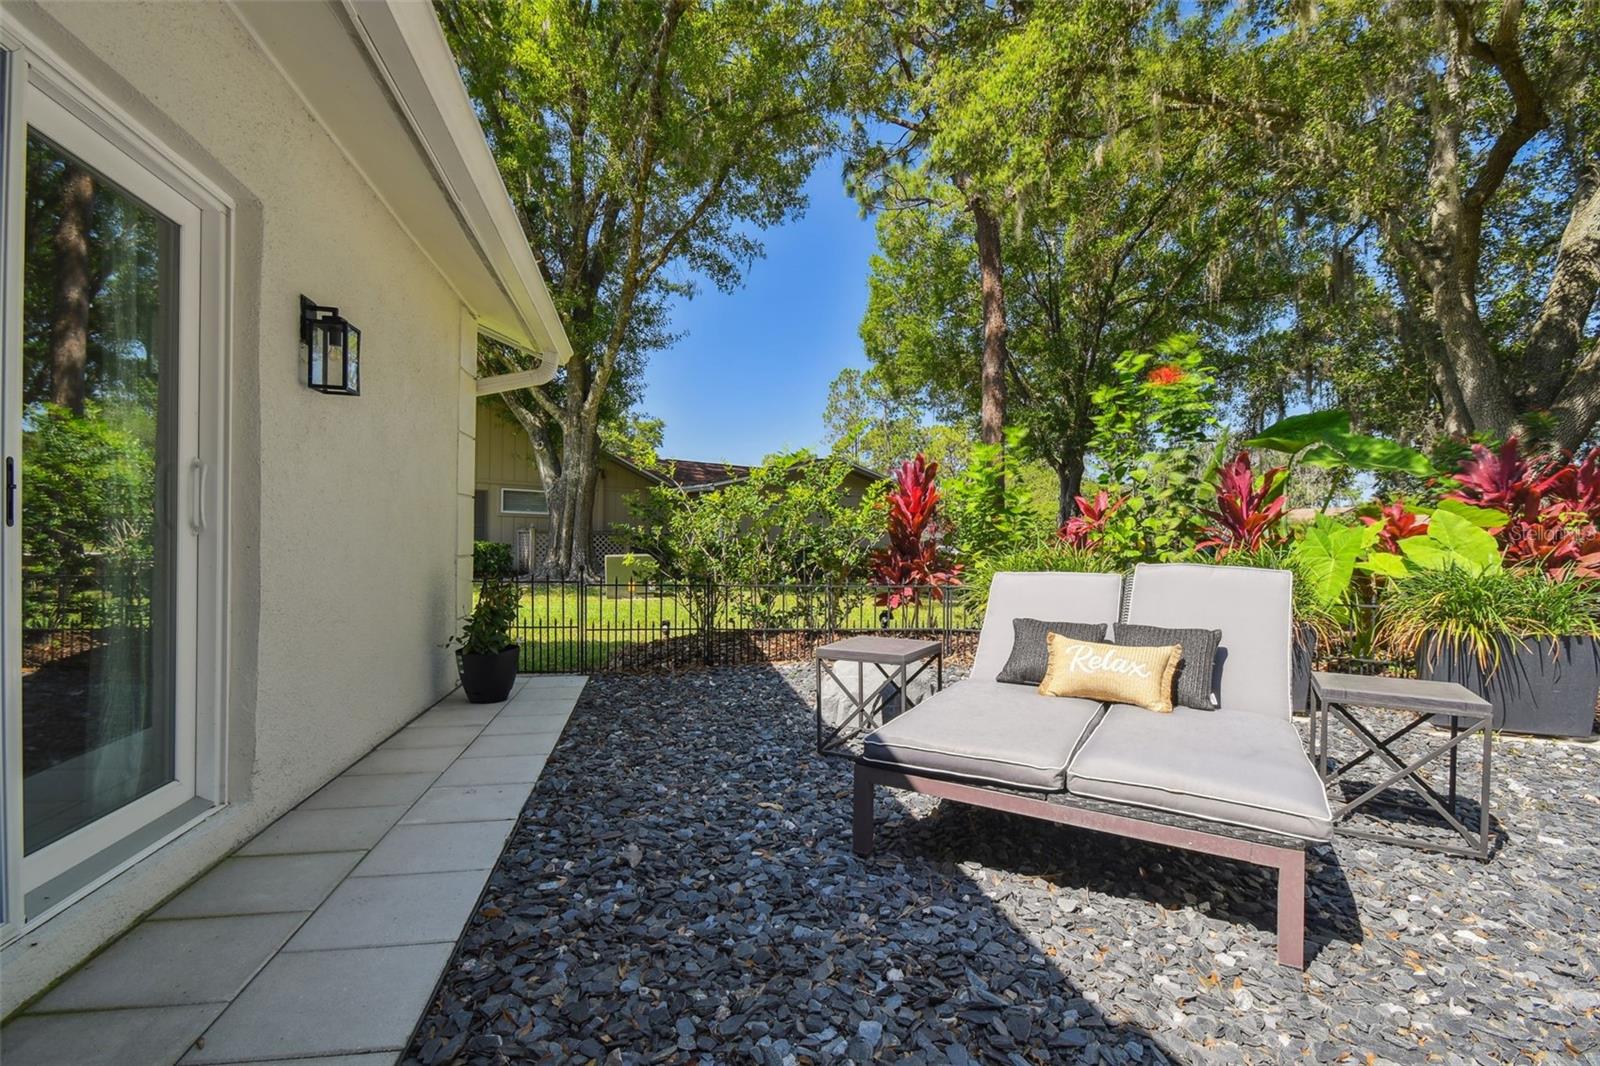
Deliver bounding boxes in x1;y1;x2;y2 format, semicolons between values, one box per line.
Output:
301;295;361;396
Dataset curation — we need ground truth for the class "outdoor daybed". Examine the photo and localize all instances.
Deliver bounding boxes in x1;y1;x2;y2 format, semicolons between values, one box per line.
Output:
851;563;1333;968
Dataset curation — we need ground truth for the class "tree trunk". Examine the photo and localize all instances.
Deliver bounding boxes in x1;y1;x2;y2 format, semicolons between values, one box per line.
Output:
50;165;94;414
1428;270;1516;437
1544;337;1600;453
536;424;603;581
1389;257;1472;438
1055;454;1085;528
1523;161;1600;407
970;197;1008;448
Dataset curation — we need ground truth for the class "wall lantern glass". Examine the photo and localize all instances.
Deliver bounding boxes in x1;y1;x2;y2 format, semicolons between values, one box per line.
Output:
300;295;361;396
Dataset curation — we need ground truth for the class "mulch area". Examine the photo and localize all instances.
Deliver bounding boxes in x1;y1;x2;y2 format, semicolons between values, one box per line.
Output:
404;665;1600;1065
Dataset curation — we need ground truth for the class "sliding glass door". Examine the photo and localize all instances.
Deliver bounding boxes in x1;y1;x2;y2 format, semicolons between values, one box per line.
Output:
2;38;224;936
18;112;195;864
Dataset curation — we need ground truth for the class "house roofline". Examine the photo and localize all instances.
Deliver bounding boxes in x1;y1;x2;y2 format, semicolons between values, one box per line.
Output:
340;0;572;373
673;456;887;494
600;449;677;487
231;0;571;379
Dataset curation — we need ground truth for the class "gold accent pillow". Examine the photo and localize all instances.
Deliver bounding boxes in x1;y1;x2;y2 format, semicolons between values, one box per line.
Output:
1037;633;1183;714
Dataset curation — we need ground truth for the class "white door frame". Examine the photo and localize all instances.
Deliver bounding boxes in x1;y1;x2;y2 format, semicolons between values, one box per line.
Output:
0;25;231;941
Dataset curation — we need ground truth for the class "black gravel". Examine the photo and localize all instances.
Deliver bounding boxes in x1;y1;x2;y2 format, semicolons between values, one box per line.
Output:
404;665;1600;1065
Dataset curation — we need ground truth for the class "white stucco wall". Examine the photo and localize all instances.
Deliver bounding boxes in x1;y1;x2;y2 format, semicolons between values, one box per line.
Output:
2;1;473;1012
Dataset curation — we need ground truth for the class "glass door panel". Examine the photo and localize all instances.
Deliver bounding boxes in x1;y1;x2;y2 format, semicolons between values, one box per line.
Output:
19;128;180;856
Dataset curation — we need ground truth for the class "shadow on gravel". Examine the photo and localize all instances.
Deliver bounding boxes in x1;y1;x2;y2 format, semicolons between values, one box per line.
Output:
403;665;1197;1064
1328;776;1509;859
889;799;1364;966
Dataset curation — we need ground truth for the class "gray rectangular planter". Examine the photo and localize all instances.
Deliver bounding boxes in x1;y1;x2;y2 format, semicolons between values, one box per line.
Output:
1417;633;1600;738
1292;625;1316;713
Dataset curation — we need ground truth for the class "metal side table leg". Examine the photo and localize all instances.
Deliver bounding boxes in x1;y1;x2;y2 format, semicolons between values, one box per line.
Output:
1480;722;1493;861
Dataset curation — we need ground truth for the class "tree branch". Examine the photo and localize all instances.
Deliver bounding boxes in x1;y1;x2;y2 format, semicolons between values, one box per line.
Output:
1525;160;1600;405
1444;1;1548;265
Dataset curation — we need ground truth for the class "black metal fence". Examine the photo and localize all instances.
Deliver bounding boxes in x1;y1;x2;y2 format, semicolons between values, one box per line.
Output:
21;565;153;669
511;579;979;673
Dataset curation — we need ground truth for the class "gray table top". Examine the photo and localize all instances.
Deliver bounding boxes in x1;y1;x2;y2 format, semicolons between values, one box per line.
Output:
816;635;943;664
1311;671;1493;716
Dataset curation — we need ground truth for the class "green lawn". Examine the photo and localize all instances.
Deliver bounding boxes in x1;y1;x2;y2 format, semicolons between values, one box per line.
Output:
503;583;976;671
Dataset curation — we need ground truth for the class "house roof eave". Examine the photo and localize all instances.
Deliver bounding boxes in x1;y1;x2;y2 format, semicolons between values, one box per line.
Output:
229;0;571;371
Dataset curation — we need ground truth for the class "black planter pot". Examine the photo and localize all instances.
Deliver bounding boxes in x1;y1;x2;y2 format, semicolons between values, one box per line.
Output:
1292;624;1318;713
1416;633;1600;738
459;645;520;703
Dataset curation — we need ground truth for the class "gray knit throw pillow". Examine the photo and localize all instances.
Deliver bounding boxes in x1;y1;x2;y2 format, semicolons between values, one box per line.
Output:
996;618;1109;685
1113;623;1222;709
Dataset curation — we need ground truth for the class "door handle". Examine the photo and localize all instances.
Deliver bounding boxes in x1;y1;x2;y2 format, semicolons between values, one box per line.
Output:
189;458;207;534
5;456;14;528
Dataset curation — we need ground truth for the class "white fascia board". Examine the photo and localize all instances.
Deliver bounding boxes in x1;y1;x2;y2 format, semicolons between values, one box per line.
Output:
341;0;571;368
477;365;556;395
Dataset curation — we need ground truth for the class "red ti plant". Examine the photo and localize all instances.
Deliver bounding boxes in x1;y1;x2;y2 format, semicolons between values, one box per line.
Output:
871;454;961;608
1362;501;1429;553
1447;438;1570;526
1198;451;1288;552
1446;437;1600;577
1057;490;1123;550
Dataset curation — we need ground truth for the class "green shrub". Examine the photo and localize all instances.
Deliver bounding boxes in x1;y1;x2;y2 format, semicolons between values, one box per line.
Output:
473;540;514;578
451;573;519;655
964;544;1120;614
1379;565;1600;669
942;429;1052;564
621;450;884;586
1084;336;1222;563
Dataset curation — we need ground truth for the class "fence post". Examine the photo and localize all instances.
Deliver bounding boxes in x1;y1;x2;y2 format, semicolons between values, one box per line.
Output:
942;591;953;655
703;580;715;665
577;575;587;672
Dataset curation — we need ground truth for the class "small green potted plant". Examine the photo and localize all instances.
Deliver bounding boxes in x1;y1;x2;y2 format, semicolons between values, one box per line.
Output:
450;572;520;703
1380;564;1600;736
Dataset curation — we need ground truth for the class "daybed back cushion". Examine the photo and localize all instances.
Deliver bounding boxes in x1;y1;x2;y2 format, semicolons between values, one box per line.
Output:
1123;563;1293;717
970;572;1125;683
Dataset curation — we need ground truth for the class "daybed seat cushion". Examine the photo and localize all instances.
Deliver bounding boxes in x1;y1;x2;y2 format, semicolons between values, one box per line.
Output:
861;681;1102;791
1067;704;1334;841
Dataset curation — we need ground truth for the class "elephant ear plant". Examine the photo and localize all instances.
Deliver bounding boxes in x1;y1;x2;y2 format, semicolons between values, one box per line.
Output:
451;573;521;703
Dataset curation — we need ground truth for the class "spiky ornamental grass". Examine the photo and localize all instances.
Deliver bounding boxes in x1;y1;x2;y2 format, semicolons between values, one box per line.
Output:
1379;565;1600;670
964;544;1120;615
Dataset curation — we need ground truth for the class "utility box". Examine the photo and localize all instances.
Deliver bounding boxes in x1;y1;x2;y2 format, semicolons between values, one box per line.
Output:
603;553;656;596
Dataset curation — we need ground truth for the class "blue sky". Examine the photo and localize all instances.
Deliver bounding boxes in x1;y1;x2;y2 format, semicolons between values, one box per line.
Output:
641;159;878;465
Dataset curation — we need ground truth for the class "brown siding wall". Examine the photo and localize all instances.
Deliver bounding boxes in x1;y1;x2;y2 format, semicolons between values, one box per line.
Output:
474;401;660;547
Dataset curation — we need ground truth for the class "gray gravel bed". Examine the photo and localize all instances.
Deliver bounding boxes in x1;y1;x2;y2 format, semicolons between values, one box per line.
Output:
404;665;1600;1065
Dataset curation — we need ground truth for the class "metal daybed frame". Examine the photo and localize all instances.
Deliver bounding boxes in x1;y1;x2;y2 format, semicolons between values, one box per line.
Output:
850;762;1309;968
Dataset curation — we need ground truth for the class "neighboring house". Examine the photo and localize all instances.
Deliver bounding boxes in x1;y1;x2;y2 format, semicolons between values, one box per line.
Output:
0;1;571;1013
475;401;885;570
474;402;667;563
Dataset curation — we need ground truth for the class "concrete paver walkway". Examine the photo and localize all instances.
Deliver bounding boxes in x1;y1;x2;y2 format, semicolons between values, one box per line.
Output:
0;675;584;1066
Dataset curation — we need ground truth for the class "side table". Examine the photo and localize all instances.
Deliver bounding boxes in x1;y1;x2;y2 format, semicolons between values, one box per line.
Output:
815;636;942;758
1310;671;1494;860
